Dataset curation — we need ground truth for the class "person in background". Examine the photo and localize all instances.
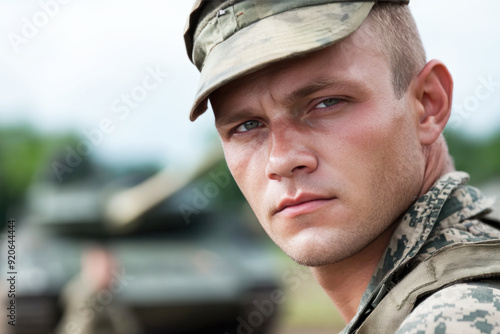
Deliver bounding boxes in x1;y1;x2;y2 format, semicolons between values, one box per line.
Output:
54;246;142;334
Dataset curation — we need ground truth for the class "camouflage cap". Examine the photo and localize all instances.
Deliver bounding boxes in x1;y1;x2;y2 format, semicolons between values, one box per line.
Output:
184;0;410;121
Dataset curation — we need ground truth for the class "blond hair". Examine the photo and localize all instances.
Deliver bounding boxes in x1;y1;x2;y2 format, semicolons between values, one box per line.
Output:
366;4;427;98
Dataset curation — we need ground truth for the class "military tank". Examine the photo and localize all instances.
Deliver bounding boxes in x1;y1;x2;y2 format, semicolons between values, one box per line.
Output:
2;146;281;334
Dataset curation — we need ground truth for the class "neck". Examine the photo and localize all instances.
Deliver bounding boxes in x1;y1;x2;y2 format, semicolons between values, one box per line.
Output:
310;137;455;323
419;135;455;196
310;222;398;323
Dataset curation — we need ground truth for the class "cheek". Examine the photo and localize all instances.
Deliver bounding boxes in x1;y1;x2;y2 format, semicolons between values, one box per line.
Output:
223;144;249;190
345;103;422;208
324;101;417;195
346;101;411;157
222;142;267;213
318;107;394;169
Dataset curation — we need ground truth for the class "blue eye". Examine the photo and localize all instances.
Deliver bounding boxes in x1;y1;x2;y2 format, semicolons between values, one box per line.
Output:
316;98;340;108
236;120;261;132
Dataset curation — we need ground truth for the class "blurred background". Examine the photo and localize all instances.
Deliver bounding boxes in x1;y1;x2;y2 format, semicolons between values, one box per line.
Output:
1;0;499;333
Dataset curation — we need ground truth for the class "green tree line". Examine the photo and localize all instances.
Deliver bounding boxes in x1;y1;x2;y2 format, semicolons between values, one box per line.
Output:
1;125;499;231
445;130;500;185
0;125;82;228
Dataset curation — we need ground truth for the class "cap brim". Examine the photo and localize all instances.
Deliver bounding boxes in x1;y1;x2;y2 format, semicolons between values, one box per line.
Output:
189;1;374;121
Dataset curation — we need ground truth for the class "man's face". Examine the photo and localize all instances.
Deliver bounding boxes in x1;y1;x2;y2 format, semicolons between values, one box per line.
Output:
211;24;426;267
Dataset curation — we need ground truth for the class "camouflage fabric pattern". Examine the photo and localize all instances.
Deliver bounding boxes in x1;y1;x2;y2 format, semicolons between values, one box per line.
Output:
396;281;500;334
341;172;500;334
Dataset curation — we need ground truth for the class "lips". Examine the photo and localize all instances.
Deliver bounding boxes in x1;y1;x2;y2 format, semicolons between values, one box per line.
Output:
274;193;335;217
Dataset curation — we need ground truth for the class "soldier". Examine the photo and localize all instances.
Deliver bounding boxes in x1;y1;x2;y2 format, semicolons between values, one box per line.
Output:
54;247;142;334
183;1;500;333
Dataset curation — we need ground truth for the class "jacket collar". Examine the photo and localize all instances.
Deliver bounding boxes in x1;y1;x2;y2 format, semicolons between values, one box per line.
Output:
343;171;495;333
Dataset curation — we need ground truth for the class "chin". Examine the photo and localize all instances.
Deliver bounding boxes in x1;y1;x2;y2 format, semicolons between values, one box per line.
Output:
277;227;365;267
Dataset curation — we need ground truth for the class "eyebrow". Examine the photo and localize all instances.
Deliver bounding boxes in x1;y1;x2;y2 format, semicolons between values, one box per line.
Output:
215;108;256;130
283;77;365;106
215;76;366;129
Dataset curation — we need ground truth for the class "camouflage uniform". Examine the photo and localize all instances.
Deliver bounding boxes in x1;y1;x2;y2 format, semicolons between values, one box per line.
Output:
342;172;500;334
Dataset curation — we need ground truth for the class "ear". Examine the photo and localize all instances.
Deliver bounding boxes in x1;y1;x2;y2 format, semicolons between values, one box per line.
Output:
410;60;454;146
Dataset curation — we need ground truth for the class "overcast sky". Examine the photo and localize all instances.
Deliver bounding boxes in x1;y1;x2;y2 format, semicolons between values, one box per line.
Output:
1;0;499;168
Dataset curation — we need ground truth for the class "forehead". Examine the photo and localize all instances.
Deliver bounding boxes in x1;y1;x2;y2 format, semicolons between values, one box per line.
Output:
210;24;389;111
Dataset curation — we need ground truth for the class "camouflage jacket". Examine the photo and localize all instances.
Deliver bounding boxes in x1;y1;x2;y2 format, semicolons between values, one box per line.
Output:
342;172;500;334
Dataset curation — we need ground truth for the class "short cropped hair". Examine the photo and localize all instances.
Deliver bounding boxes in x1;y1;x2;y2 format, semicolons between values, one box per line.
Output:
366;4;427;98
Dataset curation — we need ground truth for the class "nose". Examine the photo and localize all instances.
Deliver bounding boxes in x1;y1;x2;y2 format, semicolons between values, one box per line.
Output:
265;123;318;181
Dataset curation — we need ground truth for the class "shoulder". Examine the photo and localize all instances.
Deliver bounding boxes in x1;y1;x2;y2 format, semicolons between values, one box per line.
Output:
396;281;500;334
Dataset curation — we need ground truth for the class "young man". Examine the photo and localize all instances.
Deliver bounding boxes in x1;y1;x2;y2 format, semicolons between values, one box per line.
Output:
184;1;500;332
